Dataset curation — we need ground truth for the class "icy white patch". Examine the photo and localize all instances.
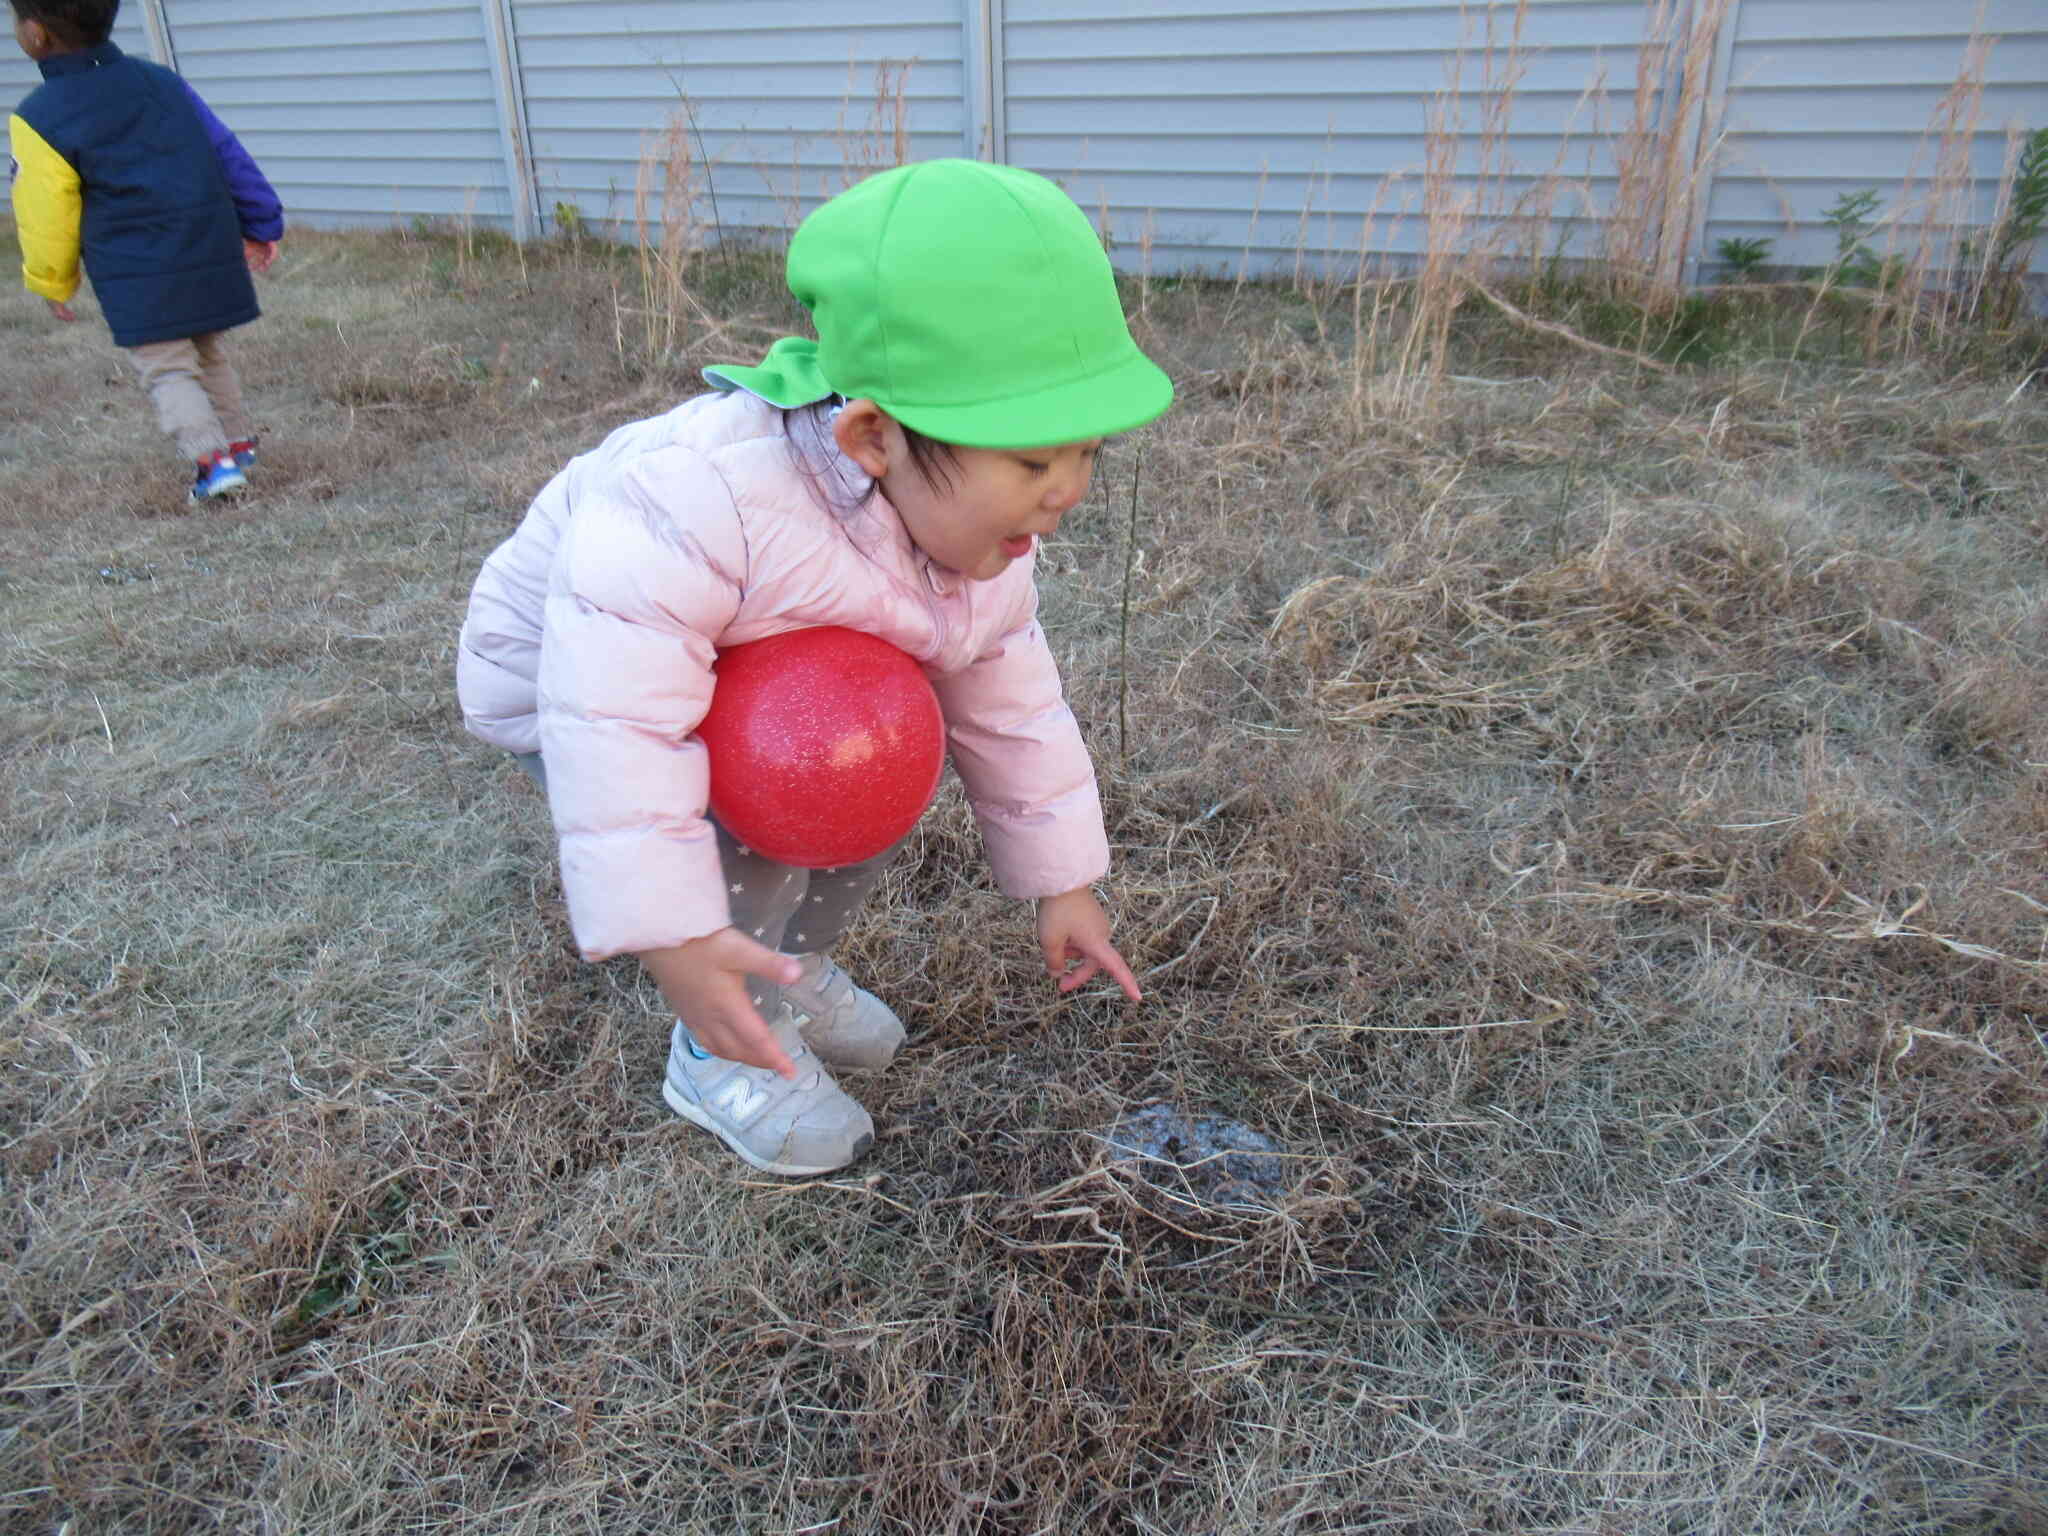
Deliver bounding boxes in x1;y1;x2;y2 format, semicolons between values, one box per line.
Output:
1103;1104;1291;1209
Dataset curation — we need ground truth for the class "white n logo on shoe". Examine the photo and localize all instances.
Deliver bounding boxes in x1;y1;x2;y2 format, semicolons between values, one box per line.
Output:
707;1071;774;1127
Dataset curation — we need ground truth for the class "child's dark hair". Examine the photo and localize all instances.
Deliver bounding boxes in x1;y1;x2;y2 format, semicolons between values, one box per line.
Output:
782;400;961;518
899;426;961;495
10;0;120;46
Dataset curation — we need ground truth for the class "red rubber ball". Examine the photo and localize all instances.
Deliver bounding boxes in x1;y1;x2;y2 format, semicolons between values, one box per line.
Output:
697;626;946;869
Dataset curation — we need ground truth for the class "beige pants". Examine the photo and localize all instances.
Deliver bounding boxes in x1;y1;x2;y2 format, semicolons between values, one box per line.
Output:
123;332;253;463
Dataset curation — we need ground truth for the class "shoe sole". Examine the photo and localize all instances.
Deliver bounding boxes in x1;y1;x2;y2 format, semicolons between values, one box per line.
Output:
662;1079;873;1176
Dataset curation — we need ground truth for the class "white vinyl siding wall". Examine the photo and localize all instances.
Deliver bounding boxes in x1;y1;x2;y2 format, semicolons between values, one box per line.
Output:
1703;0;2048;271
1003;0;1670;276
160;0;516;227
511;0;967;239
3;1;2043;286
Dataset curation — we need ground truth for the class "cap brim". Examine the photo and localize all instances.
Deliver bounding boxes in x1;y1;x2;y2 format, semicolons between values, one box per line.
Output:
702;336;835;409
882;349;1174;449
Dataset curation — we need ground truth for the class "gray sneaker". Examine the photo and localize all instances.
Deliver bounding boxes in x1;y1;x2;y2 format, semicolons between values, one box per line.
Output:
784;953;906;1070
662;1007;875;1175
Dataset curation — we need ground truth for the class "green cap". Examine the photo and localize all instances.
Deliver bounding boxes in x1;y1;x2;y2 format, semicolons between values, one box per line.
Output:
706;159;1172;449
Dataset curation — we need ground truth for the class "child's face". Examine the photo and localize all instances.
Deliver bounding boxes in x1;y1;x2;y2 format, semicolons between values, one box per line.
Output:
890;436;1101;582
838;405;1101;582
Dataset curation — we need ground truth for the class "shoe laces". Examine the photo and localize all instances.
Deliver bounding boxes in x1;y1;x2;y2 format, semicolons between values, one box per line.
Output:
799;955;852;1006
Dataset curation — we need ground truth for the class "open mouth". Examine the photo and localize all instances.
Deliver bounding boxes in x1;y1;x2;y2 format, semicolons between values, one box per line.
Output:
1000;534;1035;558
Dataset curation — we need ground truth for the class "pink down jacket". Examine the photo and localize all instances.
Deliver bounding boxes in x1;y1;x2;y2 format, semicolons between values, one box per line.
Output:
456;389;1110;961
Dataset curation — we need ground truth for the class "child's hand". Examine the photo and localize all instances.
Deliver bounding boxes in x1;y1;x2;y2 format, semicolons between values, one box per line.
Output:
45;299;76;322
244;238;279;274
1036;887;1142;1002
639;929;804;1079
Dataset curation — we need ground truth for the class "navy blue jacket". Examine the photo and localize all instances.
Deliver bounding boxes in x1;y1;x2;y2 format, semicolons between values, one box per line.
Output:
9;42;284;347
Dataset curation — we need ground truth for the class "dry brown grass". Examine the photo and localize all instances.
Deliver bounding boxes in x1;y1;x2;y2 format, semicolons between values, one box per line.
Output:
2;219;2046;1534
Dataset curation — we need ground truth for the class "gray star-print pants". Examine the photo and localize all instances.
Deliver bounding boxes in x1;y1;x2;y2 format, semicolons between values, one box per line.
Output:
515;752;900;1018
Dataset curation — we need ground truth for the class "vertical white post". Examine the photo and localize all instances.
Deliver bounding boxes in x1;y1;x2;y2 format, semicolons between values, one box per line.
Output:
137;0;177;72
480;0;539;240
963;0;1006;162
1681;0;1742;287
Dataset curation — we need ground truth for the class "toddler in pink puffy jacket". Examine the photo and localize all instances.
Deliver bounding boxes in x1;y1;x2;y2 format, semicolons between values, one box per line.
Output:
456;160;1174;1176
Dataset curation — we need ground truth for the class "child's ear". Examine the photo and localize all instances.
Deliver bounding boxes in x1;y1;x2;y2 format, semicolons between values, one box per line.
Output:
832;398;892;479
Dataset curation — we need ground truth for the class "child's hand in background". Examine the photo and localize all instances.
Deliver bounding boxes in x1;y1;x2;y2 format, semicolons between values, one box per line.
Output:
45;299;76;322
639;929;803;1079
1037;887;1142;1002
244;238;279;274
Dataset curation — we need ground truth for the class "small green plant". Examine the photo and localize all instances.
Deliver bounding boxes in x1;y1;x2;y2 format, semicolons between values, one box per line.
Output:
1967;125;2048;324
552;200;585;244
1991;126;2048;271
291;1186;430;1329
1821;189;1886;287
1715;235;1773;280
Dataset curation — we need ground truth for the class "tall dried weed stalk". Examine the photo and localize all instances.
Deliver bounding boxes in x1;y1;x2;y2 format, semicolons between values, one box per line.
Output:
1783;28;2038;366
758;61;916;235
629;109;705;366
837;59;913;181
1862;33;2032;360
1601;0;1733;299
1361;0;1528;419
1351;0;1731;422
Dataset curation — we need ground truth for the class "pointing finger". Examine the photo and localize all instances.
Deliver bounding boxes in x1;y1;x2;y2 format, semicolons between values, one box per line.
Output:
714;998;798;1079
1096;944;1143;1003
1056;955;1101;995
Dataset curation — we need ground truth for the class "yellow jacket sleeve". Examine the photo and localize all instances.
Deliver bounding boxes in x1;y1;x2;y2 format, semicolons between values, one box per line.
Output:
9;113;82;304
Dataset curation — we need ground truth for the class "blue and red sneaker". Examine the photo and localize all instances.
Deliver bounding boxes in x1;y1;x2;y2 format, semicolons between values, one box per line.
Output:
189;450;248;502
229;438;258;473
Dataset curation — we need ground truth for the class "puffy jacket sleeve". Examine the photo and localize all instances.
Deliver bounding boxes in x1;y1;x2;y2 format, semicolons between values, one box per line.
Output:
177;79;284;241
930;579;1110;900
8;113;82;303
537;447;745;959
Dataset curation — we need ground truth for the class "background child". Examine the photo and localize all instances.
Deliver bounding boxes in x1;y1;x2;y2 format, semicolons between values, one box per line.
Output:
457;158;1172;1177
9;0;283;502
